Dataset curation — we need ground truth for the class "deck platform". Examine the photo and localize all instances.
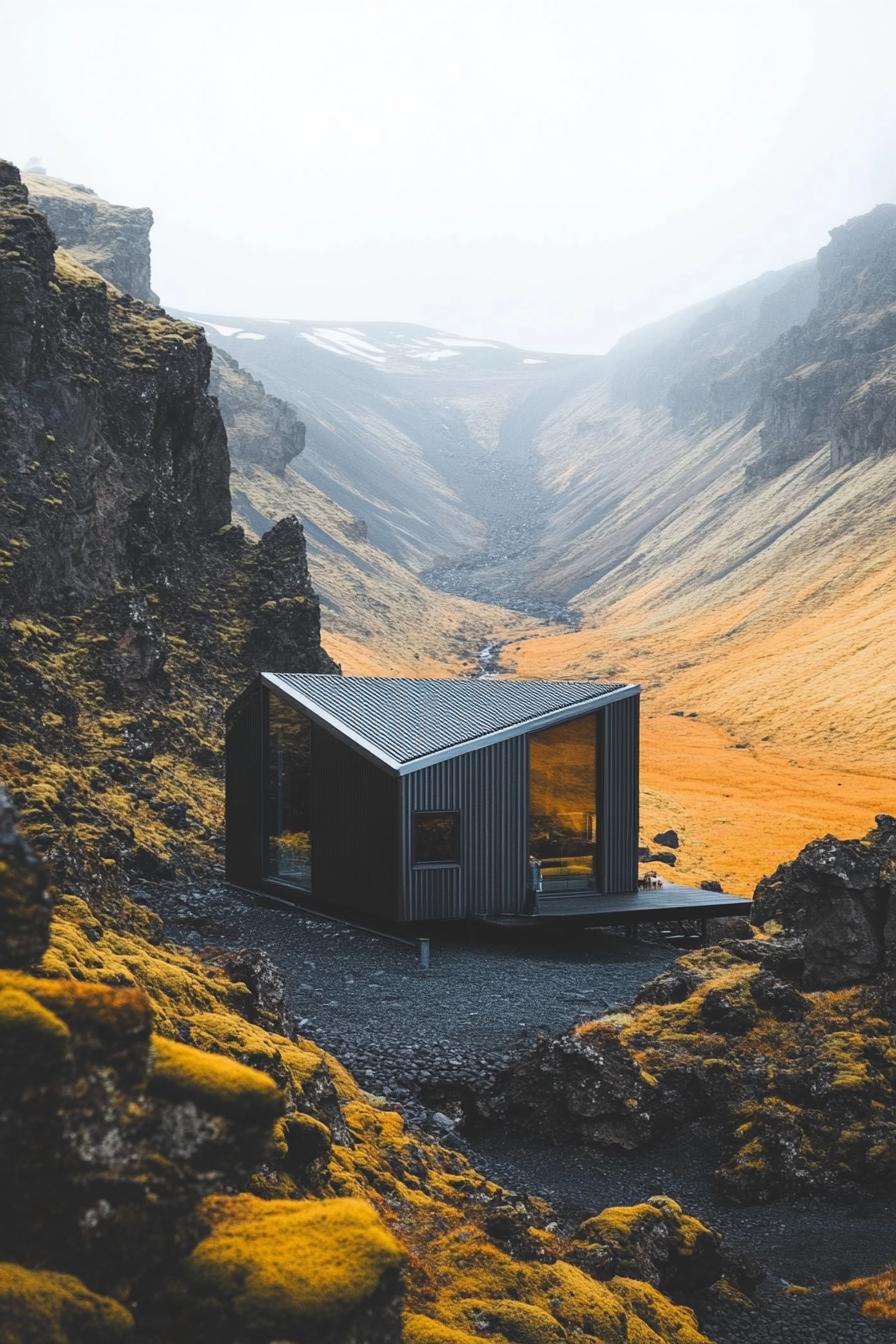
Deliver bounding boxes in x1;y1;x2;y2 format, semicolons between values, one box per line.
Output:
480;882;752;930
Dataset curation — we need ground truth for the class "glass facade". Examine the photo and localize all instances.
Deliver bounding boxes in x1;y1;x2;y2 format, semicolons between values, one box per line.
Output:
265;692;312;889
528;713;599;893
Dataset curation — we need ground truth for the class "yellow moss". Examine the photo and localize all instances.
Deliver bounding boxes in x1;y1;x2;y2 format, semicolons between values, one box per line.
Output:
404;1314;481;1344
458;1297;567;1342
273;1111;331;1165
611;1277;710;1344
0;971;150;1039
186;1194;404;1330
578;1201;664;1245
9;618;59;640
0;1262;133;1343
148;1034;282;1121
0;985;70;1054
836;1266;896;1323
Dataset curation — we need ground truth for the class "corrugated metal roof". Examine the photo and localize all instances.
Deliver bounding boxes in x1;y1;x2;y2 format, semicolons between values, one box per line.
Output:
262;673;637;773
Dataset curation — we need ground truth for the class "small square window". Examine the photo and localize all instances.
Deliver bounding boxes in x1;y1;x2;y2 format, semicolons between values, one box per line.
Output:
413;811;460;865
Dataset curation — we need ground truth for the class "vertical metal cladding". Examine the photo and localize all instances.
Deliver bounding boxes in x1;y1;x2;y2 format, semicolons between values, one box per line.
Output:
224;678;265;887
603;693;640;894
401;735;527;919
310;723;402;919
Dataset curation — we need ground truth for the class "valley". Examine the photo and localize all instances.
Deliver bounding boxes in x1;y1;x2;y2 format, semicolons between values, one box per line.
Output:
180;227;896;895
5;151;896;1344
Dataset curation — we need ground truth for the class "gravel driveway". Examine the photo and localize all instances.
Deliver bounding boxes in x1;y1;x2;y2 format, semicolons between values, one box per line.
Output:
145;879;673;1101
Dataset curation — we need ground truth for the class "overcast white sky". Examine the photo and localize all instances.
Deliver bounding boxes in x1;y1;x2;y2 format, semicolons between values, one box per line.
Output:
4;0;896;352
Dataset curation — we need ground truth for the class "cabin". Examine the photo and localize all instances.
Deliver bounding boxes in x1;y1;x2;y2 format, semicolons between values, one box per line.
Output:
225;673;754;931
225;672;642;922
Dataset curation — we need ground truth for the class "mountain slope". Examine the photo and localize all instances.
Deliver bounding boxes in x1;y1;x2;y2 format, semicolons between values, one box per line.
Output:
182;312;594;573
505;207;896;888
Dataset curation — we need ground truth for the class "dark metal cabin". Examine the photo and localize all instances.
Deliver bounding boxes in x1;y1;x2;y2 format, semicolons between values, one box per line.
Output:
225;673;640;923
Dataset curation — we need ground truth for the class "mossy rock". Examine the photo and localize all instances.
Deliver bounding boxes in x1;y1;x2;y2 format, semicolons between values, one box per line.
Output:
274;1110;331;1169
0;984;70;1068
460;1297;568;1342
183;1193;404;1338
403;1315;481;1344
0;1262;134;1343
148;1034;283;1121
610;1277;709;1344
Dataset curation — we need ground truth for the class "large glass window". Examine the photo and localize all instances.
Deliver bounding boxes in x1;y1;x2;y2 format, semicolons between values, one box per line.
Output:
265;693;312;889
528;714;599;893
413;811;461;865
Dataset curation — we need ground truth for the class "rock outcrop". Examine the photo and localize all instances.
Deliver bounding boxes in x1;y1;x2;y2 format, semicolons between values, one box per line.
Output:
752;814;896;987
209;347;305;476
24;171;157;303
748;205;896;482
0;160;333;889
481;822;896;1206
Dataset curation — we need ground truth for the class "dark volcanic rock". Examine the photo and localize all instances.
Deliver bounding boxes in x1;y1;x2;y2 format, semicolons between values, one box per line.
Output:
486;1021;656;1150
753;818;896;988
653;829;680;848
0;788;55;967
251;516;339;672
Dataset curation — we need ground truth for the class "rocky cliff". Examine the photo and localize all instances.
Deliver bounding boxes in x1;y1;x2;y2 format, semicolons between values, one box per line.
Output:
209;347;305;475
747;204;896;481
0;160;333;891
24;171;158;303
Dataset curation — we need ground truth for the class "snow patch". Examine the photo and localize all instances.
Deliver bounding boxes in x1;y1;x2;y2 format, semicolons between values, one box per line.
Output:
236;331;265;341
201;322;241;337
299;329;386;364
432;336;500;349
522;357;546;364
408;348;460;361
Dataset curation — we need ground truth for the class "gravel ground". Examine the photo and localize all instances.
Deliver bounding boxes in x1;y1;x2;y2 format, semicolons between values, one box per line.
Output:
470;1129;892;1344
142;879;892;1344
143;879;673;1104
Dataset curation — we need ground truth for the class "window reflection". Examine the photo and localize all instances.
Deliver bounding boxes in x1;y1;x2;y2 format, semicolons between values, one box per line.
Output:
413;811;460;865
265;694;312;889
528;714;598;893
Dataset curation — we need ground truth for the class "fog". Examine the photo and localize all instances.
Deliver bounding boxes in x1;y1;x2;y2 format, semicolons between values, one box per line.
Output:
4;0;896;352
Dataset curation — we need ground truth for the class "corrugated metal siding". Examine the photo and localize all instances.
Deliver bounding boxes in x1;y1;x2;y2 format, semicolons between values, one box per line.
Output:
310;724;401;919
401;736;527;918
224;678;264;887
272;673;630;764
603;694;640;894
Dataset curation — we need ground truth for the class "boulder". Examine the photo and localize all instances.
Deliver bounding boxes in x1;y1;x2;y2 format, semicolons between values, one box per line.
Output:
488;1021;656;1149
572;1195;725;1294
804;889;883;988
752;824;893;987
705;916;753;944
653;830;680;848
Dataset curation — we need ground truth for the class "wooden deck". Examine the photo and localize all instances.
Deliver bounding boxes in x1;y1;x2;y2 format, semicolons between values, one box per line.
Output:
480;882;752;928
